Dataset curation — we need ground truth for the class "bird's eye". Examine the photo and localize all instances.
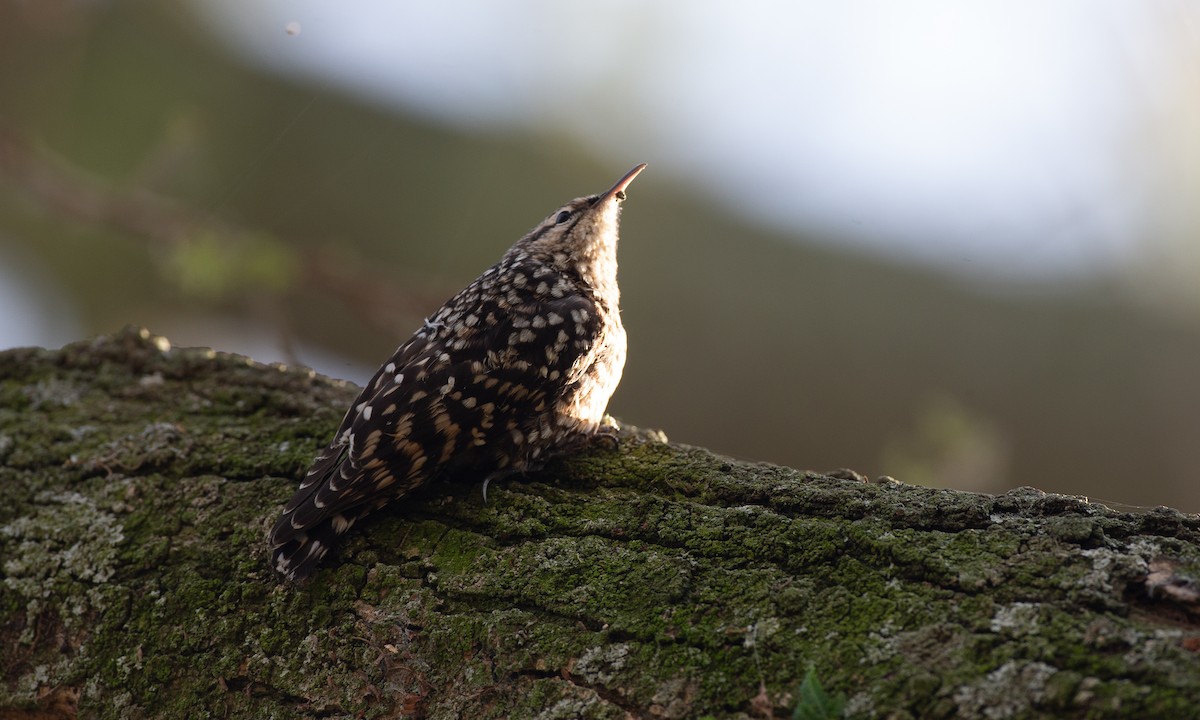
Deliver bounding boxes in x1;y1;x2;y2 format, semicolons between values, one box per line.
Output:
555;210;572;224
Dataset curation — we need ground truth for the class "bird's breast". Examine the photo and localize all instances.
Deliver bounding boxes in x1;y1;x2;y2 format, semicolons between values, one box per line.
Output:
557;311;626;429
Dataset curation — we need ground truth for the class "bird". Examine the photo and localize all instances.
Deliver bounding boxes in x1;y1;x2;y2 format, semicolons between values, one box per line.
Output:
269;163;647;582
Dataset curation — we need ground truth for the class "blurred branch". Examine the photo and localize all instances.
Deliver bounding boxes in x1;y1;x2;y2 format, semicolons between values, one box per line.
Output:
0;125;186;240
0;124;451;334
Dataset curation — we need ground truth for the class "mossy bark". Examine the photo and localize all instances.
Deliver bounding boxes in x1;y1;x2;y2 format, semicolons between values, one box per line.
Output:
2;327;1200;720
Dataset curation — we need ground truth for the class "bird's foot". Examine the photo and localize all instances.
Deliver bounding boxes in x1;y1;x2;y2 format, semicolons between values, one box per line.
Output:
591;422;621;452
554;419;621;456
822;468;869;483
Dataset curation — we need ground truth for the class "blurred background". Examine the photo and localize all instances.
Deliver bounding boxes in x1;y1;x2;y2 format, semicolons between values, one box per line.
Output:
3;1;1199;511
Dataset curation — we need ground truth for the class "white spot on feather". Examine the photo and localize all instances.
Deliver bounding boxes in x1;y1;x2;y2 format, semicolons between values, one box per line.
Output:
331;514;355;533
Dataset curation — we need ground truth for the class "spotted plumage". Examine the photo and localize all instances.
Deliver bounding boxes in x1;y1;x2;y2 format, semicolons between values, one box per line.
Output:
270;164;646;581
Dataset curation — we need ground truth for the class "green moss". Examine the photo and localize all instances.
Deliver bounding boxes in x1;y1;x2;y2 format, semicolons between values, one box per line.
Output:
4;328;1200;718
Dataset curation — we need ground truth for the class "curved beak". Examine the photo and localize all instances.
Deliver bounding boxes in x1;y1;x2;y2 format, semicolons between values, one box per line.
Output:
599;163;648;203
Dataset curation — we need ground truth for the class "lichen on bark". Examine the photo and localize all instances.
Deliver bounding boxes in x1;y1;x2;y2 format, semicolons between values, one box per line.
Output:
2;327;1200;719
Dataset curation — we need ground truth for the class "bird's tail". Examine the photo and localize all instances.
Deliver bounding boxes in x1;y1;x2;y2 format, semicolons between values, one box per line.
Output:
269;505;369;583
269;447;360;582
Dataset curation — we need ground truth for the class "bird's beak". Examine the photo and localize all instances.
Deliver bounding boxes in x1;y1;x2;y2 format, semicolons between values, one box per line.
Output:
599;163;648;203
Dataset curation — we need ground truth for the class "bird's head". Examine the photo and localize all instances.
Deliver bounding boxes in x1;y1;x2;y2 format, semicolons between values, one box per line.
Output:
515;163;647;265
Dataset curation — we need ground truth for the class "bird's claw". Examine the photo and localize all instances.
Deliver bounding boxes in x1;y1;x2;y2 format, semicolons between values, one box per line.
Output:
592;424;620;451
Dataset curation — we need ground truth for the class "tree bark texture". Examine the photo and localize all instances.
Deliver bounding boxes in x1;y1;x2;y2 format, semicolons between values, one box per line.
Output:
2;327;1200;719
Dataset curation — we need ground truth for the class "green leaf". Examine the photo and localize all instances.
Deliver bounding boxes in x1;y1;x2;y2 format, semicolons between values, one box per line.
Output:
793;667;846;720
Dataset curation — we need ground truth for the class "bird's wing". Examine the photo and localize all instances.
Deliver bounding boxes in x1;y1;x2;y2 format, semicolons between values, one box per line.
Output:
268;330;443;578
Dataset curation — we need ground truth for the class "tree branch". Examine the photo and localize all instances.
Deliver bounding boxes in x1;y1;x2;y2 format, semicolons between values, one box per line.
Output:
2;327;1199;718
